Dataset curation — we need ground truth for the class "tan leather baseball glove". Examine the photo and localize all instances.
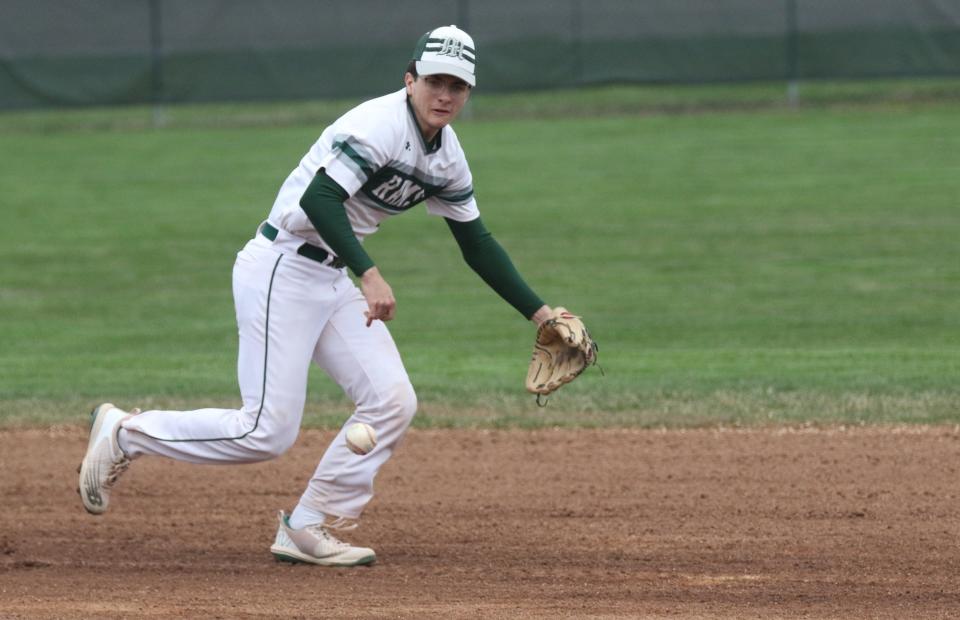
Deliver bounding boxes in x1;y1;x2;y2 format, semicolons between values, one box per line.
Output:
525;307;598;402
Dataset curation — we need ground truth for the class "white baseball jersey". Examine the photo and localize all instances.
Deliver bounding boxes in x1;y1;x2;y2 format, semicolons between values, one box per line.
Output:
267;88;480;253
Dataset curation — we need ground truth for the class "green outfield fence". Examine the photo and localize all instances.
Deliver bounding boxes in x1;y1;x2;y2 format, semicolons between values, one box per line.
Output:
2;0;959;110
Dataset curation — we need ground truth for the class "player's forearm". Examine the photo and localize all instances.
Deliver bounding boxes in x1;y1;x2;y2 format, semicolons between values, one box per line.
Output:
300;170;376;277
445;217;545;319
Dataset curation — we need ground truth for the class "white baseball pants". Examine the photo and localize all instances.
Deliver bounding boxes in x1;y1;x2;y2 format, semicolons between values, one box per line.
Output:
120;228;417;519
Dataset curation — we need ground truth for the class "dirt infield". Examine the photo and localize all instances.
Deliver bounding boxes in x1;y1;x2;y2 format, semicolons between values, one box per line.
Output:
2;425;960;619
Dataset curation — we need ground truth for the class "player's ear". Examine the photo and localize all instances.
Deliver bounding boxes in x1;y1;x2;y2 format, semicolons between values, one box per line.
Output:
404;72;416;93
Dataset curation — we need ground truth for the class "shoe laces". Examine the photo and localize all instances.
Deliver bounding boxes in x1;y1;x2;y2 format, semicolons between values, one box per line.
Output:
104;457;130;489
304;523;351;550
105;412;133;488
323;516;359;531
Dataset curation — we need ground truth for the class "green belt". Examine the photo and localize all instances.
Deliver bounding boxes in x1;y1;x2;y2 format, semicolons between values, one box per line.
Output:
260;223;346;269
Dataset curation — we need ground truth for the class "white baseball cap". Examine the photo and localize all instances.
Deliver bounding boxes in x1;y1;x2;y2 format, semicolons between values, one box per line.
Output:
411;25;477;87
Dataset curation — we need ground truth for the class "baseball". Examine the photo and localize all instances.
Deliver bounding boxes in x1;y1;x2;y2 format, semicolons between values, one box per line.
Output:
345;423;377;455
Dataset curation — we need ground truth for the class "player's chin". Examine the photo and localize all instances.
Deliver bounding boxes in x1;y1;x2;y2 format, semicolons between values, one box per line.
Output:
430;110;454;125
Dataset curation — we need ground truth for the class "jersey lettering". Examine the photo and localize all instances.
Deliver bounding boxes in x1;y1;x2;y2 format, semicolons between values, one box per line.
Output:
370;174;427;209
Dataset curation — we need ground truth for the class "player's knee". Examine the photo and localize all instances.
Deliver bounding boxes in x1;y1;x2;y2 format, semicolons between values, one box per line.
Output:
389;381;417;422
355;381;417;429
244;425;298;461
246;436;294;461
270;429;299;458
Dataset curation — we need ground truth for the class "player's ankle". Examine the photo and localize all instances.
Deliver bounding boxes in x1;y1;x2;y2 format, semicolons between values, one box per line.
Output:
289;503;326;529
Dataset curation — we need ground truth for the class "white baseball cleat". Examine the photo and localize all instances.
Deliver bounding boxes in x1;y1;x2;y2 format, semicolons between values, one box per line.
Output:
77;403;133;515
270;511;376;567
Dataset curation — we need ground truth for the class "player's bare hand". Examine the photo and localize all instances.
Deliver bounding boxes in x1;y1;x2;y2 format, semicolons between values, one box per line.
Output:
360;267;396;327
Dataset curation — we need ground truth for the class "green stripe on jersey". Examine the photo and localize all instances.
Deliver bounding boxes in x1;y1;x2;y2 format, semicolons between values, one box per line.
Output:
331;138;375;183
436;187;474;205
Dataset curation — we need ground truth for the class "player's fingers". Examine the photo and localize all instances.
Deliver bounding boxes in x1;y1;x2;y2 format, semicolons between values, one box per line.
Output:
377;300;395;318
365;307;387;326
373;299;392;321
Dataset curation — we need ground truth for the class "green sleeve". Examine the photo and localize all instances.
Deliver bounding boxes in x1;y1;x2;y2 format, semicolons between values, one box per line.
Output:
445;217;545;319
299;170;375;277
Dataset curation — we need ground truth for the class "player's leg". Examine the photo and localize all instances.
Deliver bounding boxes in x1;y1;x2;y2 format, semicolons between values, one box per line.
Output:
289;286;417;524
270;285;413;565
119;239;337;463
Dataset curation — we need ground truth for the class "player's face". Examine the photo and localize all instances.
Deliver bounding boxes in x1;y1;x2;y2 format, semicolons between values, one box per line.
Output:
405;72;471;142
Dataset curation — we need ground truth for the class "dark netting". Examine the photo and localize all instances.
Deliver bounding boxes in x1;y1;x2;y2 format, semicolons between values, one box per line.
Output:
1;0;958;109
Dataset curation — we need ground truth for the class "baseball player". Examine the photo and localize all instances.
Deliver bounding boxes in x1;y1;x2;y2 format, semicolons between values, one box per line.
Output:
78;25;555;566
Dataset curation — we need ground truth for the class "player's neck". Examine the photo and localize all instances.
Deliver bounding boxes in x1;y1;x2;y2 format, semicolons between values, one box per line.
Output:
405;95;445;150
412;113;442;148
413;114;441;144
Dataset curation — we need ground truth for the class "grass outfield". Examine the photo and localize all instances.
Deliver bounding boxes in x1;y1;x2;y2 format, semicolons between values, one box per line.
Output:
2;82;958;427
